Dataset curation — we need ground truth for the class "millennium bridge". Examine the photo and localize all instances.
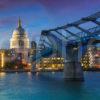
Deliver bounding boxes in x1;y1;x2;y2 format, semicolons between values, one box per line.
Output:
32;12;100;81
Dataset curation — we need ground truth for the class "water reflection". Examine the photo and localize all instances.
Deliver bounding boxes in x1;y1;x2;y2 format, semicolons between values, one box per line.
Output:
27;72;31;76
52;72;55;74
0;72;6;78
0;72;99;100
36;72;39;76
27;72;33;80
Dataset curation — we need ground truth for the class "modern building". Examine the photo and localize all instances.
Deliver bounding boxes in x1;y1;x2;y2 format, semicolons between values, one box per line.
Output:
81;46;100;69
36;57;64;70
94;48;100;68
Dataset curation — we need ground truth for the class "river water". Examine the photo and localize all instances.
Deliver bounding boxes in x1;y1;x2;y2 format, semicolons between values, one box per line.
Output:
0;72;100;100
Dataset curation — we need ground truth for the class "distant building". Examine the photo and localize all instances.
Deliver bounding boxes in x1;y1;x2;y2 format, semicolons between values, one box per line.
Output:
0;49;16;68
81;46;100;69
36;57;64;70
29;41;37;68
0;50;5;68
0;18;37;70
94;48;100;68
31;41;36;49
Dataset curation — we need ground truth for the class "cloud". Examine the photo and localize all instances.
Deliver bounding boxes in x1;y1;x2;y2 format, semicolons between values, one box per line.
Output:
0;0;99;11
39;0;100;13
0;0;33;10
0;16;17;27
0;0;99;49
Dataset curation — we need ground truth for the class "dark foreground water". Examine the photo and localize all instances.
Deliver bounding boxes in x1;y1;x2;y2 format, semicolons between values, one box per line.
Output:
0;72;100;100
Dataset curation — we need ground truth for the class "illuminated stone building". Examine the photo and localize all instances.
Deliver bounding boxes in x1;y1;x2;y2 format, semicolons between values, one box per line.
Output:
0;19;36;70
0;49;17;69
10;18;30;63
0;50;5;68
10;18;30;49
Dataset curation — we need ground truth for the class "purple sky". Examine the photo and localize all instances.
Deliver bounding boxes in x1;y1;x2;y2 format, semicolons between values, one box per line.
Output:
0;0;100;48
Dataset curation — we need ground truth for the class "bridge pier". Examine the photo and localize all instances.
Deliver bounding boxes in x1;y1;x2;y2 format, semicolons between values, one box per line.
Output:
64;61;84;81
63;44;84;81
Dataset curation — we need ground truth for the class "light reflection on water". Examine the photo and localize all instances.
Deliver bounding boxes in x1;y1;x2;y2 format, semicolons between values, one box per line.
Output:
0;72;6;78
0;72;100;100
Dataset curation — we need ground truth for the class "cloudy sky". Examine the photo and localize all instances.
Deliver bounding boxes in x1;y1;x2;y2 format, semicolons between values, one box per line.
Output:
0;0;100;48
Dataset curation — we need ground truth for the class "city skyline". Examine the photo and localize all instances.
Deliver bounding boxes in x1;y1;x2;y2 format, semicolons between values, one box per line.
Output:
0;0;100;48
0;1;100;100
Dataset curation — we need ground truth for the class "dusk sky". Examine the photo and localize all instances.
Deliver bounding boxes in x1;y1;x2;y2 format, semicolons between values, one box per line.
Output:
0;0;100;48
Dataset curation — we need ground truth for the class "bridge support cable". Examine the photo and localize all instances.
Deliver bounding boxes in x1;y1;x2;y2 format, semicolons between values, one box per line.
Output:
64;29;81;39
46;32;64;56
81;17;100;24
73;25;92;35
41;31;65;57
92;20;100;26
55;30;69;40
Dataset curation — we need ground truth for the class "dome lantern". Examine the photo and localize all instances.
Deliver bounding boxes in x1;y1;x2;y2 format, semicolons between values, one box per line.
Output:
18;17;22;28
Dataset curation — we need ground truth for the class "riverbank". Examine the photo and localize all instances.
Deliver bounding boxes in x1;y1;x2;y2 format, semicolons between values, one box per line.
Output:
0;69;100;73
0;70;32;73
0;69;63;73
84;68;100;71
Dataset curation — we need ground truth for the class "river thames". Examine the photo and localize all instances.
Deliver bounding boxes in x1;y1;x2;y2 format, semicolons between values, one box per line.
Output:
0;72;100;100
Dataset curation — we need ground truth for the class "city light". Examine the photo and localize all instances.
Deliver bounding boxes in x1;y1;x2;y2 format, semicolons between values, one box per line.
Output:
0;2;99;99
1;52;4;68
0;72;6;78
37;57;64;71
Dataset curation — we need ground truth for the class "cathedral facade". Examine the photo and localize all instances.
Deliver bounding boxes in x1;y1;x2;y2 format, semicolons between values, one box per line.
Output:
10;18;30;49
10;18;30;64
0;19;36;70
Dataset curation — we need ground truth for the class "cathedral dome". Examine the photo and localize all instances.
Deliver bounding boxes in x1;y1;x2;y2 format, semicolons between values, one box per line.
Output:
12;18;26;36
10;18;30;49
12;28;27;39
13;27;25;36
